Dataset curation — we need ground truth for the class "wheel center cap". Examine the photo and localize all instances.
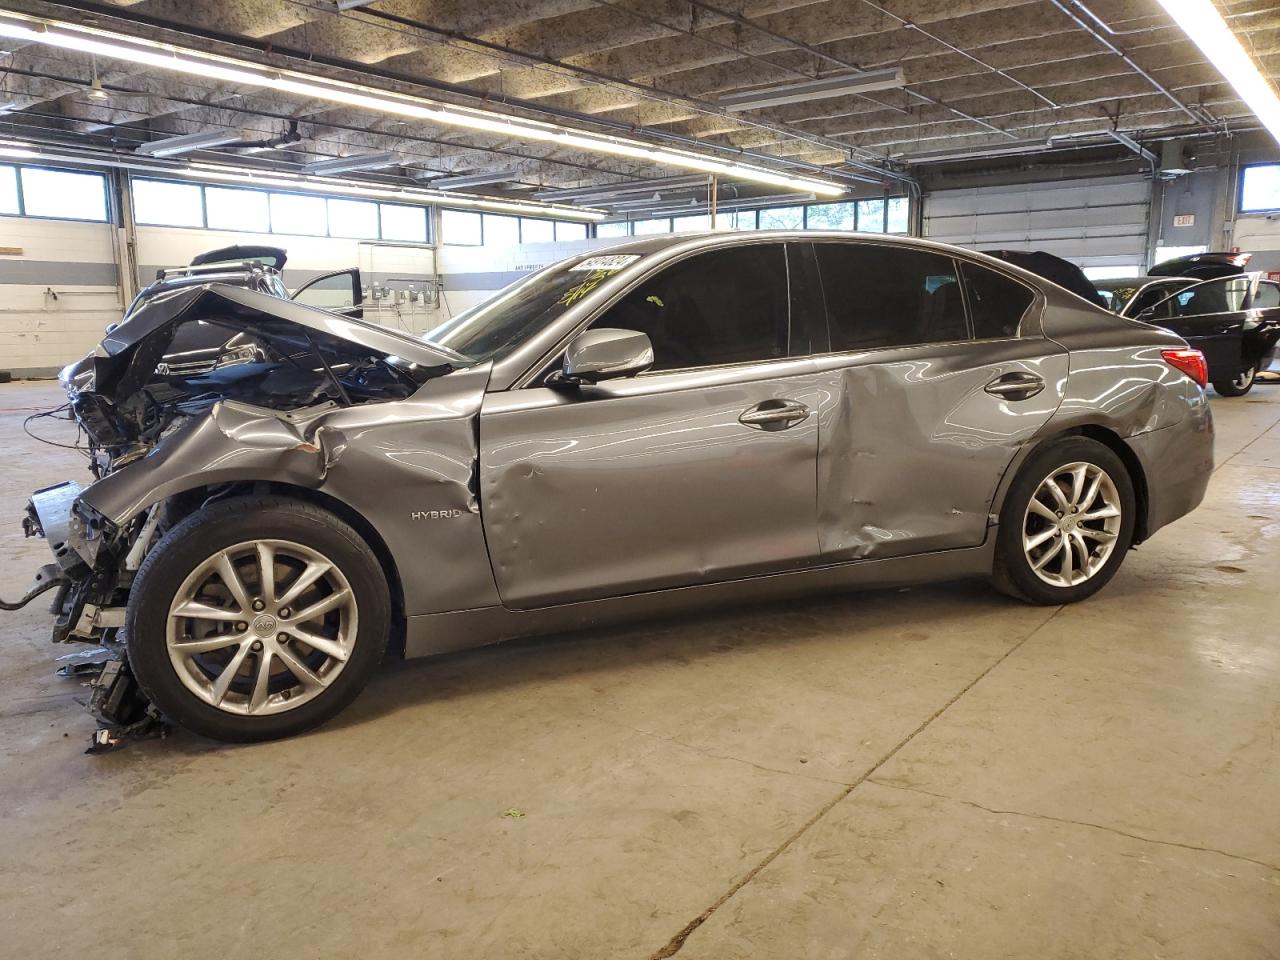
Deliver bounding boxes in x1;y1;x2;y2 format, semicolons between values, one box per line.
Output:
251;614;278;637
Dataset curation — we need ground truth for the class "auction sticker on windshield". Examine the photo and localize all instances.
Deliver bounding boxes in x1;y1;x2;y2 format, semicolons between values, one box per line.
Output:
570;255;640;272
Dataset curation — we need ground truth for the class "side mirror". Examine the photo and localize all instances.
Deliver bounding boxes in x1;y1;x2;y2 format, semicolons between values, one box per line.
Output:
550;328;653;385
1136;307;1156;322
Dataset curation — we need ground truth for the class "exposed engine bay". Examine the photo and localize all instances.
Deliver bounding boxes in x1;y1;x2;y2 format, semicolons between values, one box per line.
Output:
5;283;457;749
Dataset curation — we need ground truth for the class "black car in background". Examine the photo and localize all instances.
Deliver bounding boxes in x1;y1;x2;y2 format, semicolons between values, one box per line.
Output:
1093;276;1200;317
1131;272;1280;396
988;249;1278;397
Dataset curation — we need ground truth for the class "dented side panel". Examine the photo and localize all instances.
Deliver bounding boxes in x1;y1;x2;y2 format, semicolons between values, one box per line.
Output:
77;365;501;616
812;338;1069;561
479;361;824;608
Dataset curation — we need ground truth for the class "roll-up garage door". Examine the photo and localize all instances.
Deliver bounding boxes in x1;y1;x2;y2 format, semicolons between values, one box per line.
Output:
923;175;1150;272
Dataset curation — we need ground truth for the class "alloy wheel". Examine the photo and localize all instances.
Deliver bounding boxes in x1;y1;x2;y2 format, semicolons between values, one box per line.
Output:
1233;365;1257;391
166;539;358;716
1022;461;1123;588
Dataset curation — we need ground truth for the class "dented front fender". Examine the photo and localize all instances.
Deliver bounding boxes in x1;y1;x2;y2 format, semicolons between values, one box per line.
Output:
78;364;501;617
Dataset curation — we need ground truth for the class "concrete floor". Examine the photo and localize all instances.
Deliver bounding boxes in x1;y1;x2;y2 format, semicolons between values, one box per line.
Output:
1;378;1277;959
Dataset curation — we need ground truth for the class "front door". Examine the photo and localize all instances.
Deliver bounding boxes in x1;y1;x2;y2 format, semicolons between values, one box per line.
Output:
478;242;823;608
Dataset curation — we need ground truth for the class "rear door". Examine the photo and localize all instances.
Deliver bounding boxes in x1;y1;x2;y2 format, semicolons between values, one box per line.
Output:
1142;275;1251;379
807;241;1069;560
478;242;824;608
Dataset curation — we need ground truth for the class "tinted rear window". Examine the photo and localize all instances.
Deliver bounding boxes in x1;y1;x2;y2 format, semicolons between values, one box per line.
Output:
814;243;966;351
962;263;1033;339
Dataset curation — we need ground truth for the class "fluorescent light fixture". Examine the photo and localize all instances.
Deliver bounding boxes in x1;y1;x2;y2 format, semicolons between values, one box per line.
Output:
136;129;246;157
426;170;518;189
0;137;604;219
718;69;905;112
0;11;848;197
1155;0;1280;148
302;151;399;174
180;162;604;219
536;174;713;202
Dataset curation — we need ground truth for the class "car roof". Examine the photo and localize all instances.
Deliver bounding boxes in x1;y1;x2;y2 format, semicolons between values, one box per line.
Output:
590;229;1062;276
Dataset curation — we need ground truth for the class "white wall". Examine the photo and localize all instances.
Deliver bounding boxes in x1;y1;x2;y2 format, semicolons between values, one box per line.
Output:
1232;215;1280;274
0;216;123;376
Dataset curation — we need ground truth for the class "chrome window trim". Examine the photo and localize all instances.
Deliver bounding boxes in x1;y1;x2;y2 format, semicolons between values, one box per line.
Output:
489;232;1059;392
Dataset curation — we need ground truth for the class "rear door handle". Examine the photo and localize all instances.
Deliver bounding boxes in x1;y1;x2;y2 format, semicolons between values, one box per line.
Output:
985;372;1045;400
739;399;810;431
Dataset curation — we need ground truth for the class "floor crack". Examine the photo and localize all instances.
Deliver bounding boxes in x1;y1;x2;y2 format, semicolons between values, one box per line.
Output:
607;721;853;787
646;604;1064;959
866;778;1280;874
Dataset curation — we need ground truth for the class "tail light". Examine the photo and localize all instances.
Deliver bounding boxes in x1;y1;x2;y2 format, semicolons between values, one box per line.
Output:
1162;348;1208;388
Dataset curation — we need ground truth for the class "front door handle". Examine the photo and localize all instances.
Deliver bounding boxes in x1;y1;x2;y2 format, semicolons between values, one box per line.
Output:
984;372;1045;401
739;399;810;431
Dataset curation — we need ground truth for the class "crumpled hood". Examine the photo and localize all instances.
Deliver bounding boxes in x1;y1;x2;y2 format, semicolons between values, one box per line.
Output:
64;282;461;401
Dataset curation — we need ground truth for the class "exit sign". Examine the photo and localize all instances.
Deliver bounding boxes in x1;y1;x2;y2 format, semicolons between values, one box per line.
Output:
1172;214;1195;227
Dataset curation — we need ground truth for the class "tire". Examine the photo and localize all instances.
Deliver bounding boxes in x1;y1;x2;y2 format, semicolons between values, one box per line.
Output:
126;496;390;742
992;437;1136;605
1212;363;1257;397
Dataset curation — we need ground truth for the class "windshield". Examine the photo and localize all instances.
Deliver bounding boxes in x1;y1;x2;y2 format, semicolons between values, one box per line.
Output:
425;253;643;362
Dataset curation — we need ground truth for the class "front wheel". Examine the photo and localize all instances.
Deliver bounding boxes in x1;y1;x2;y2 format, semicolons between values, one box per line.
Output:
1212;363;1257;397
126;496;390;742
992;437;1136;605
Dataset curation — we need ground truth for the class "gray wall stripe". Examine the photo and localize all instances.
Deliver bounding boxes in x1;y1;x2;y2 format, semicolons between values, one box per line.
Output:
0;260;119;286
440;270;529;291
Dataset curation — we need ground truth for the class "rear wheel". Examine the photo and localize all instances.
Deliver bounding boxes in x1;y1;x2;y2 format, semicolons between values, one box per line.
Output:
992;437;1136;605
1212;363;1257;397
127;496;389;742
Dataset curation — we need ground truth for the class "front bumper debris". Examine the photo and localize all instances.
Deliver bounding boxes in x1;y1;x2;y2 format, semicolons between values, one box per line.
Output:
8;479;165;751
84;658;167;754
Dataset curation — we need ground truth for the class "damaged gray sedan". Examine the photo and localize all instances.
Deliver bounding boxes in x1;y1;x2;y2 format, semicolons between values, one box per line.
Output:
7;232;1214;743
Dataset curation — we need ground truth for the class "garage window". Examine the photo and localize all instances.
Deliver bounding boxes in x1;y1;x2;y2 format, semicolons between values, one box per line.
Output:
555;221;588;242
632;218;670;235
961;263;1034;339
133;179;205;227
672;214;711;232
0;165;17;215
758;207;804;229
1241;164;1280;212
379;204;428;243
327;198;379;239
269;192;327;236
856;199;885;233
805;202;856;230
596;221;629;238
483;214;519;248
20;167;108;221
595;244;790;371
886;197;909;234
206;186;270;233
442;209;482;245
520;218;555;243
815;243;966;350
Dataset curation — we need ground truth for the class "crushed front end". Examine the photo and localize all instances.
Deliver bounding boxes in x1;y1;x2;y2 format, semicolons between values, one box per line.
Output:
4;282;459;749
